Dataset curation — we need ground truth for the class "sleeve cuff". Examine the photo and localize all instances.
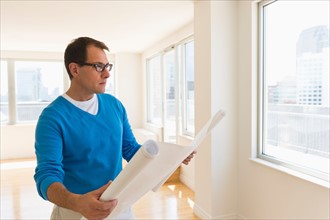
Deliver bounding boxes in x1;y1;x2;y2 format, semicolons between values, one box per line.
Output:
39;176;62;200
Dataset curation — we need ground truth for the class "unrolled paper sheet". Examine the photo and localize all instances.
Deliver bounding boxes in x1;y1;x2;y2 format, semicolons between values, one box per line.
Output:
81;110;225;219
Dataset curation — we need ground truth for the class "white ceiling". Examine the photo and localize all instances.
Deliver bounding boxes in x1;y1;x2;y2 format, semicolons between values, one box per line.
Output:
0;1;194;54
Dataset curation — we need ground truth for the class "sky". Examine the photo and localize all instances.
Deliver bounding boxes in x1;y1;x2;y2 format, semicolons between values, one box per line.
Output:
265;0;329;85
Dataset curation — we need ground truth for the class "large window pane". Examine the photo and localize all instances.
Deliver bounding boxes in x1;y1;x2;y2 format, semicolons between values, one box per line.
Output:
1;60;9;124
15;61;63;122
147;55;162;125
260;0;329;180
163;49;176;143
183;40;195;135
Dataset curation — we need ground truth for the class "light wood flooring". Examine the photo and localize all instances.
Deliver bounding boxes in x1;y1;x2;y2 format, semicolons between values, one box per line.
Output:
1;159;199;220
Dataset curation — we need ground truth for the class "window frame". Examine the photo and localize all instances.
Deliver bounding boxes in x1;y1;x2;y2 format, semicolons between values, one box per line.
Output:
13;59;65;123
146;36;195;138
1;53;116;125
180;37;195;136
2;58;68;124
257;0;329;182
0;60;10;124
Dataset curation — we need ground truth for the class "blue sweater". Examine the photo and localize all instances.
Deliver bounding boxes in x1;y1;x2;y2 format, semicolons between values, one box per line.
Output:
34;94;141;200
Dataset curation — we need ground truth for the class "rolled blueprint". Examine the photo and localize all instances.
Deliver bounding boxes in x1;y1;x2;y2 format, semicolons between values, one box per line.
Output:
100;139;159;201
81;140;159;220
81;109;225;220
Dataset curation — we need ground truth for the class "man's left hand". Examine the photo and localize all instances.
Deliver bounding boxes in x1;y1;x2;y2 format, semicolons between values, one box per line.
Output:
182;151;196;165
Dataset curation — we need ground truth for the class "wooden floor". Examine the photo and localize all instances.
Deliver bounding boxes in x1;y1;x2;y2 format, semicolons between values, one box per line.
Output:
1;159;199;220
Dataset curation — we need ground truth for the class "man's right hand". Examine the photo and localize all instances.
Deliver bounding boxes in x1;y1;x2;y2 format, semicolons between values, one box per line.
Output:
75;181;118;220
47;181;117;220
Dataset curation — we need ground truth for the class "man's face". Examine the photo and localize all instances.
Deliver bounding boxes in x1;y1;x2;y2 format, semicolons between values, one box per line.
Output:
75;45;110;97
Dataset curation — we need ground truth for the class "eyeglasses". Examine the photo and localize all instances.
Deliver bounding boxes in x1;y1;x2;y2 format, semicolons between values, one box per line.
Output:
79;62;113;72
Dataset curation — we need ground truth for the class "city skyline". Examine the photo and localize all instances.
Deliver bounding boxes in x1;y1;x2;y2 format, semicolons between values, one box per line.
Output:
268;25;329;107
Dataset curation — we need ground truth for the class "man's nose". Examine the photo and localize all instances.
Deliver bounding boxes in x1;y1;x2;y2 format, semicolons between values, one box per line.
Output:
102;69;110;78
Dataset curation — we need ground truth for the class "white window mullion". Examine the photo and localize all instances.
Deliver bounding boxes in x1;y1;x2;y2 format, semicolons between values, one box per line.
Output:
174;45;180;143
7;59;16;124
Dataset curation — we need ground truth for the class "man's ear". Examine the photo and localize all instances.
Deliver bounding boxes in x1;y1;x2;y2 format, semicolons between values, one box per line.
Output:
69;63;79;78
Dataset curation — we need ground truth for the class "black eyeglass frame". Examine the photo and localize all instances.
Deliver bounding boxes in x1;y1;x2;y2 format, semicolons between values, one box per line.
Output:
79;62;113;72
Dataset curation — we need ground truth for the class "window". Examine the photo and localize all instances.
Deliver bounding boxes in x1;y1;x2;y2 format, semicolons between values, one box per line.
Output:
146;37;195;141
15;61;64;122
259;0;329;181
163;49;176;143
1;59;66;124
1;57;116;125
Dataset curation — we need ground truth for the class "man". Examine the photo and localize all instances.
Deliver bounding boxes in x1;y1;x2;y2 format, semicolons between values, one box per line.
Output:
34;37;195;220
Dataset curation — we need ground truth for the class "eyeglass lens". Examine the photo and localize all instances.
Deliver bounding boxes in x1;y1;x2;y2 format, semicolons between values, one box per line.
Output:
96;63;112;72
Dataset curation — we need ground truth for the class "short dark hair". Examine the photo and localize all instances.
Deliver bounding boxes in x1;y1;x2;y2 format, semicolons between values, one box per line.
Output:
64;37;109;79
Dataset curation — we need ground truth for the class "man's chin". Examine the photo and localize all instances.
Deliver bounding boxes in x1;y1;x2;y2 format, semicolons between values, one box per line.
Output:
96;87;106;94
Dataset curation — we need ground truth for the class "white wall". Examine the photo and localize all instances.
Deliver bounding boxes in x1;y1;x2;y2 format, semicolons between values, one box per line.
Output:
0;124;36;160
115;53;143;128
194;1;238;219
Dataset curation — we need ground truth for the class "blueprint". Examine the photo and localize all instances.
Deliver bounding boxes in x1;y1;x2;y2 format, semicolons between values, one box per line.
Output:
81;110;225;219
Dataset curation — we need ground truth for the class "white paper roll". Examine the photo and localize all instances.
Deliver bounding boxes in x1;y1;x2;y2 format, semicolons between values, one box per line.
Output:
81;109;225;220
100;139;159;201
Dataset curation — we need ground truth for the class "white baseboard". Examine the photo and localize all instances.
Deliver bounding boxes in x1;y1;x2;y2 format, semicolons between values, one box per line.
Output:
194;203;244;220
214;213;244;220
179;172;195;191
193;203;211;219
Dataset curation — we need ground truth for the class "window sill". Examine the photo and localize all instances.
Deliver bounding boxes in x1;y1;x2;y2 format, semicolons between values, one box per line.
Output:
250;157;330;189
179;134;194;141
145;122;163;129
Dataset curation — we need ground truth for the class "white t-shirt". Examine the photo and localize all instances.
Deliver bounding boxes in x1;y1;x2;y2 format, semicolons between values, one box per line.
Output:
62;93;98;115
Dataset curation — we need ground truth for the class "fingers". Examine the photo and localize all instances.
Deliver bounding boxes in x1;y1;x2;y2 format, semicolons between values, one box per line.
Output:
94;181;112;198
98;199;118;219
187;151;196;160
96;182;118;212
80;182;118;220
85;199;118;220
182;151;197;165
97;199;118;210
182;158;191;165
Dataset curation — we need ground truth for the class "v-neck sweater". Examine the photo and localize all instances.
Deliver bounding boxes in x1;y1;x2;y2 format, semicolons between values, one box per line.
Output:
34;93;141;200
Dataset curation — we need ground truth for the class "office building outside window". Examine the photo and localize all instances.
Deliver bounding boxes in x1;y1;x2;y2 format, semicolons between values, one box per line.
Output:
15;61;64;122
